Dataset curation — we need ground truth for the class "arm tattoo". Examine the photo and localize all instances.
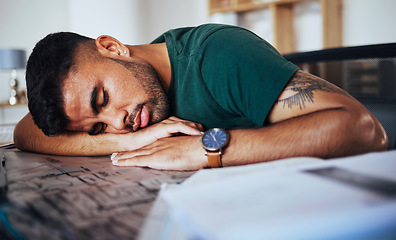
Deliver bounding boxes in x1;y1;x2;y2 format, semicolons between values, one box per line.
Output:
277;71;350;110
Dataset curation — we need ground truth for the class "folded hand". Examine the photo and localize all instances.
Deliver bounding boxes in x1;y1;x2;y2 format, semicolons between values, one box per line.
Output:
111;134;208;170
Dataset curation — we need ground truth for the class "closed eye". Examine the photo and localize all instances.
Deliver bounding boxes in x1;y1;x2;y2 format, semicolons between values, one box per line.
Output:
102;89;109;107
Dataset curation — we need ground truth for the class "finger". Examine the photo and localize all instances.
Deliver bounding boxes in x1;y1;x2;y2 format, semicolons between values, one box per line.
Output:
151;122;203;139
163;117;204;132
179;121;204;132
196;123;205;131
113;155;191;170
111;152;120;161
112;157;145;167
112;154;161;169
112;151;206;170
111;149;150;161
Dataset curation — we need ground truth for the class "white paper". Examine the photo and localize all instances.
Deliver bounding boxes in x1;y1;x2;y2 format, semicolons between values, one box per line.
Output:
157;151;396;240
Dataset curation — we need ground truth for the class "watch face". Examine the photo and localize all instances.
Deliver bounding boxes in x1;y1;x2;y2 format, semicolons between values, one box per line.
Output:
202;128;229;151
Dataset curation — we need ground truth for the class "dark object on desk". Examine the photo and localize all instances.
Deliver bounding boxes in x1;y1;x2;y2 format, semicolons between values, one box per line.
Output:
284;43;396;149
0;150;7;198
0;143;15;149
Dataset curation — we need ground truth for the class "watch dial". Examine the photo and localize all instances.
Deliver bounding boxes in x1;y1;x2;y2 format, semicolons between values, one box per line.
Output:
202;128;228;150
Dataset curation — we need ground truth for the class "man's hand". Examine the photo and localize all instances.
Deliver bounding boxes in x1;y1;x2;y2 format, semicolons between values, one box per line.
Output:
109;117;207;171
120;116;204;151
111;135;208;170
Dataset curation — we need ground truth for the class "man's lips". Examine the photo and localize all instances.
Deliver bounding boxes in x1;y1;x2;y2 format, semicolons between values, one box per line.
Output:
132;106;149;131
140;106;150;129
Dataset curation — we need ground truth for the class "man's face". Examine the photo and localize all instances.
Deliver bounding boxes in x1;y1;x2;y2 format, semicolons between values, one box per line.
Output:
62;57;170;134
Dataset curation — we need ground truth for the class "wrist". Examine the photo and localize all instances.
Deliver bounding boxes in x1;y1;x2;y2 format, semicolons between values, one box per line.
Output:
201;128;229;168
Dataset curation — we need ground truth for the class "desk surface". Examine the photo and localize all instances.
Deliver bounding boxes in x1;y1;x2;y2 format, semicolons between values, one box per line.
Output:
0;149;194;240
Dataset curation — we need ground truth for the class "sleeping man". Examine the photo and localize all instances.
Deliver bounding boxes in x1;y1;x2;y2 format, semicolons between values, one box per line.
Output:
14;24;388;170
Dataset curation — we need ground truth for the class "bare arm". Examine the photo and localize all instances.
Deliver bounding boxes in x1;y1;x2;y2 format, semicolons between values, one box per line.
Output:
14;113;202;156
112;70;388;170
225;70;389;164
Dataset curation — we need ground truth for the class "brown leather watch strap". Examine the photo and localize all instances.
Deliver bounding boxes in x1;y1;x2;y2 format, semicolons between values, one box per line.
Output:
206;151;222;168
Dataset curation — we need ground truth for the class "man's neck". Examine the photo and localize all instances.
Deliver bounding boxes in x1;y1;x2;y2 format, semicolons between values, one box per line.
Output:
127;43;171;93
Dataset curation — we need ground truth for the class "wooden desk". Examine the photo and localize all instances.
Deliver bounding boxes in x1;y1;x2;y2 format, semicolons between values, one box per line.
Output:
0;149;194;240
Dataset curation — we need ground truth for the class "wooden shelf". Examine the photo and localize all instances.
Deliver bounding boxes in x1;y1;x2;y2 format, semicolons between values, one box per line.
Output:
209;0;301;14
209;0;343;54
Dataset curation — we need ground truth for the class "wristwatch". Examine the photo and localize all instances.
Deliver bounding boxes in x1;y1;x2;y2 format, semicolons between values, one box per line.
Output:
201;128;229;168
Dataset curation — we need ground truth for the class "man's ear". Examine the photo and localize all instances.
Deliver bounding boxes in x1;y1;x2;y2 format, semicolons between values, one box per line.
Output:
95;35;129;58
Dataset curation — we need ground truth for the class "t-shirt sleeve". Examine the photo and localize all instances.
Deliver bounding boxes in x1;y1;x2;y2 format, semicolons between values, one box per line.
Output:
199;26;299;125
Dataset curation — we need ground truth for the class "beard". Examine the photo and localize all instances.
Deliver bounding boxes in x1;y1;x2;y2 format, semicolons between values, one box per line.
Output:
110;58;170;131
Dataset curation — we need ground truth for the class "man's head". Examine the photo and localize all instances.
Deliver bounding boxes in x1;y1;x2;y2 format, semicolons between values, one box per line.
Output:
26;32;90;135
26;32;170;136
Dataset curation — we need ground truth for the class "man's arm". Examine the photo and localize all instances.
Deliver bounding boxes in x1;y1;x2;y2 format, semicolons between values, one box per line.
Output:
14;113;203;156
112;70;388;170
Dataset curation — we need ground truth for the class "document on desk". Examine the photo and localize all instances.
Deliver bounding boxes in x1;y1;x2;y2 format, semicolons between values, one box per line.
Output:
152;151;396;240
0;149;194;240
0;124;15;145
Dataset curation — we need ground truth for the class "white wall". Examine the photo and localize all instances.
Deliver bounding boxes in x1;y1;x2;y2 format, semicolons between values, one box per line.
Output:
343;0;396;47
142;0;209;43
0;0;69;103
68;0;145;44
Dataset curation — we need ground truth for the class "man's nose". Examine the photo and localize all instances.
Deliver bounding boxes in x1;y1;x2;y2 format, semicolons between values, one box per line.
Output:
102;110;127;131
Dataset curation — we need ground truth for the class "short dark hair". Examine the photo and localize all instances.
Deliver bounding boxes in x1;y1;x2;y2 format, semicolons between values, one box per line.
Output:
26;32;93;136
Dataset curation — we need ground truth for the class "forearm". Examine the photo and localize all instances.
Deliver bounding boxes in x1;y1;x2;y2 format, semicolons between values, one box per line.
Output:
14;114;203;156
14;114;129;156
223;107;388;167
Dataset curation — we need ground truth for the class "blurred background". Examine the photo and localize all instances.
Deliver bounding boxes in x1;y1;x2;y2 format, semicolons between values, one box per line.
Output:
0;0;395;125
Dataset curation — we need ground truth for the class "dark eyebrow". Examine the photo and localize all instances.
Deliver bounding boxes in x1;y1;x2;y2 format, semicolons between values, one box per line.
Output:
90;86;99;115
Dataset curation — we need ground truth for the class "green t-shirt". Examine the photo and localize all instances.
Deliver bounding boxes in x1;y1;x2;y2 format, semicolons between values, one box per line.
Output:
152;24;299;129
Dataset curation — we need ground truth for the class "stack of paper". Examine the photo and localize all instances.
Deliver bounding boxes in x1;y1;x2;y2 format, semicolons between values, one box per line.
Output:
139;151;396;240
